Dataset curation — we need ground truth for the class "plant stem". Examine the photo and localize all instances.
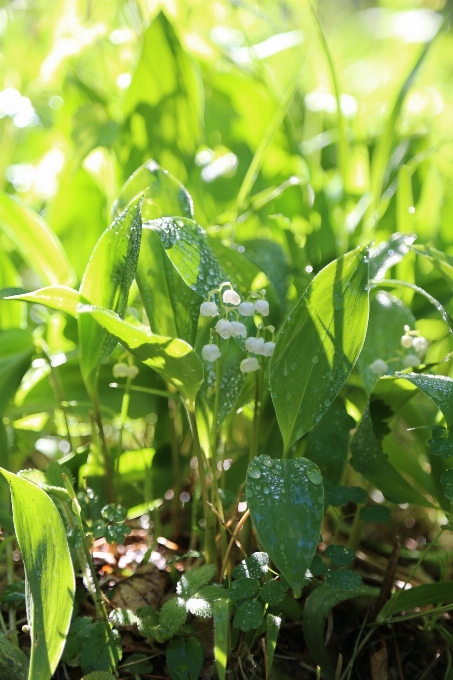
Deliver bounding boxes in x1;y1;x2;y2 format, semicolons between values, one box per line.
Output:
242;367;263;552
91;387;115;503
168;395;181;523
5;536;17;640
347;506;363;552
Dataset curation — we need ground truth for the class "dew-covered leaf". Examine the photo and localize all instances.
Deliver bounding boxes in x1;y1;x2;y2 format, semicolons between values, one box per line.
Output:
309;555;328;577
350;408;434;507
260;581;287;606
247;456;324;595
270;248;369;452
232;552;269;581
166;637;203;680
369;233;415;282
233;600;264;632
78;195;142;395
359;505;392;524
394;373;453;429
429;438;453;459
440;470;453;485
176;565;216;599
225;578;261;601
325;545;355;567
303;585;378;680
78;307;203;408
325;569;362;591
325;485;368;507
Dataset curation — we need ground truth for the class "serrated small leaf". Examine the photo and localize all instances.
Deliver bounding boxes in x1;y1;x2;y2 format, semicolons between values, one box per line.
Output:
119;653;154;676
233;600;264;632
225;578;260;601
325;485;368;507
309;555;328;577
0;580;25;604
260;581;287;606
105;524;131;544
232;552;269;580
325;570;363;591
134;607;160;637
166;637;203;680
0;633;28;680
91;519;107;539
444;484;453;501
109;609;138;629
176;564;216;599
359;505;392;524
440;470;453;485
186;584;225;617
157;597;188;640
79;623;122;674
429;438;453;459
325;545;355;567
101;504;127;522
62;617;93;661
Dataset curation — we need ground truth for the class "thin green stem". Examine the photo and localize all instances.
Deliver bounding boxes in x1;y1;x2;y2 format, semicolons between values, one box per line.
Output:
91;387;115;503
169;395;181;524
5;536;17;639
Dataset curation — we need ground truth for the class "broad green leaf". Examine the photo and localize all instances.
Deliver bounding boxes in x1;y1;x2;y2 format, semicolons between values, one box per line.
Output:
266;614;281;676
0;634;28;680
303;585;378;680
0;470;75;680
78;195;142;395
120;12;203;181
213;600;229;680
260;581;287;606
79;307;203;408
112;159;194;222
394;373;453;429
0;191;75;287
157;598;188;641
413;245;453;291
325;486;368;507
368;234;416;282
357;291;415;394
303;399;355;489
1;286;79;317
325;569;362;590
0;251;22;329
378;582;453;621
233;600;264;632
166;637;203;680
150;217;226;298
246;456;324;595
350;408;434;507
324;545;355;567
270;248;369;452
0;328;34;414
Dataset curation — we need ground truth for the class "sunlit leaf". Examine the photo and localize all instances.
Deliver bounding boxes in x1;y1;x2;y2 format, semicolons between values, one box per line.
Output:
0;329;34;414
378;581;453;621
1;286;79;317
394;372;453;429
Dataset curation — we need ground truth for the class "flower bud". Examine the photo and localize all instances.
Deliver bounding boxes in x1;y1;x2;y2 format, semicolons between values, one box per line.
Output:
215;319;233;339
401;335;413;349
202;344;221;362
245;337;265;354
412;336;428;355
254;299;269;316
369;358;388;376
402;354;419;368
231;321;247;338
263;341;275;357
238;301;254;316
223;289;241;305
127;365;139;379
240;357;260;373
200;301;219;317
113;363;129;378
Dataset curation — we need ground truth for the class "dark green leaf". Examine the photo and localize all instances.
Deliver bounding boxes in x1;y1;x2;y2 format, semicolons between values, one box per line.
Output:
62;617;94;661
233;600;264;632
225;578;261;601
325;570;362;590
247;456;324;595
440;470;453;485
157;598;188;641
0;634;28;680
166;637;203;680
232;552;269;581
325;545;355;567
105;524;130;544
260;581;287;606
429;438;453;459
109;609;138;629
176;565;216;599
325;485;368;507
101;504;127;522
0;329;34;414
82;673;116;680
359;505;392;524
309;555;328;577
270;248;369;451
394;373;453;429
79;623;122;674
119;654;153;676
0;580;25;604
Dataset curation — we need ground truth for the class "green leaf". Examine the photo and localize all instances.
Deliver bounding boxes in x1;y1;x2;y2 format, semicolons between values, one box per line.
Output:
325;485;368;507
429;438;453;459
1;286;79;316
150;217;226;298
0;251;23;330
359;505;392;524
120;12;203;181
185;584;224;617
233;600;264;632
232;552;269;581
325;570;363;591
78;307;203;408
79;623;122;674
166;637;204;680
303;400;355;488
0;328;34;414
266;613;281;676
350;407;434;507
213;600;229;680
246;456;324;595
324;545;355;567
119;654;153;676
394;373;453;429
176;565;216;599
82;674;116;680
260;581;287;606
0;469;75;680
440;470;453;485
0;634;28;680
112;159;194;222
309;556;328;577
0;190;75;286
270;248;369;451
303;585;378;680
157;598;188;641
369;234;416;282
357;291;415;394
78;195;142;395
62;617;93;661
378;581;453;621
225;578;261;601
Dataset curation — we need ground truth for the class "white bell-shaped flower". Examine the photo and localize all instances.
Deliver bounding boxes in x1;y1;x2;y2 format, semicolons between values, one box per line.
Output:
245;337;265;355
240;357;260;373
402;354;420;368
231;321;247;338
215;319;234;339
254;299;269;316
238;301;254;316
127;365;139;379
263;341;275;357
113;363;129;378
223;289;241;305
412;336;428;355
200;301;219;317
401;334;413;349
202;344;221;362
369;358;388;376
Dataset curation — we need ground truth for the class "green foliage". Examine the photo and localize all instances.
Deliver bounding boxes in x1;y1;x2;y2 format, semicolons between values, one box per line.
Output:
0;635;28;680
166;637;204;680
360;505;392;524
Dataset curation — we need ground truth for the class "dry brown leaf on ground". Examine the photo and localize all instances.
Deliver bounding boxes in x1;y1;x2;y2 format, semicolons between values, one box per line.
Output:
370;642;388;680
109;563;169;610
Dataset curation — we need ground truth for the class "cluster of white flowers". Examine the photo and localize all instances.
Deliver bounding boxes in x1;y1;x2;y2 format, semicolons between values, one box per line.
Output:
113;362;139;379
369;325;430;377
199;283;275;373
